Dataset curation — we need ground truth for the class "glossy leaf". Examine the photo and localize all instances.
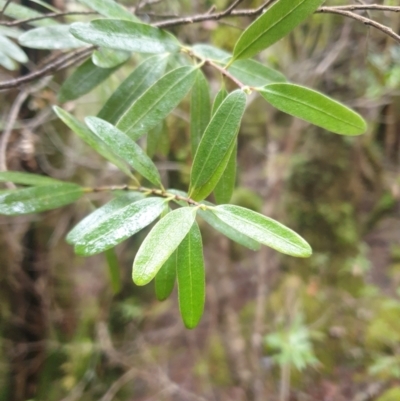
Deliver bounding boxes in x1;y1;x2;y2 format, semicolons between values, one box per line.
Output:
0;0;56;27
233;0;325;60
0;35;27;63
67;192;144;244
78;0;139;22
105;248;122;294
92;48;130;68
228;59;286;87
212;205;312;257
19;25;86;49
191;43;230;62
211;87;228;116
258;83;367;135
117;66;198;140
73;197;165;256
155;251;176;301
214;140;237;204
53;106;132;177
0;171;63;186
70;19;180;53
98;54;168;124
85;117;162;186
189;90;246;201
132;207;197;286
190;70;211;156
146;122;164;158
176;222;205;329
59;58;121;103
198;208;260;250
0;183;83;215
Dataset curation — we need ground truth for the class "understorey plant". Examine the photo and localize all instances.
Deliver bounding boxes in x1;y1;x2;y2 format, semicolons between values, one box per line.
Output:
0;0;368;328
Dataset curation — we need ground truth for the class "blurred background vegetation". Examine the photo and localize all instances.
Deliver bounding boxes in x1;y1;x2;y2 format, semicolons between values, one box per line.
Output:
1;0;400;400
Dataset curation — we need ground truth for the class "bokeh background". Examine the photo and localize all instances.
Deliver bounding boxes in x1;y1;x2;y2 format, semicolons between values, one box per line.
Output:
1;1;400;400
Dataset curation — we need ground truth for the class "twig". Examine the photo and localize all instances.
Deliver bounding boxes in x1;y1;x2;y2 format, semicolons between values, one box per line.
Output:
0;46;94;90
317;7;400;44
331;5;400;13
99;368;138;401
0;10;97;27
0;0;12;18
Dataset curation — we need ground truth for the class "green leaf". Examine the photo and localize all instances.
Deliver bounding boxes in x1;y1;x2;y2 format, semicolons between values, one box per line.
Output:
146;122;164;158
198;208;260;250
155;251;176;301
214;140;237;204
233;0;325;60
73;197;165;256
191;44;230;62
59;58;121;103
212;205;312;257
132;207;196;286
53;106;132;176
0;35;27;63
98;54;168;124
0;183;83;215
78;0;139;22
211;87;228;116
0;26;24;39
117;66;198;140
258;83;367;135
176;222;205;329
92;48;130;68
105;248;122;294
0;0;56;27
70;19;180;53
67;192;144;244
228;59;286;87
19;25;86;49
0;171;63;186
85;117;162;186
190;70;211;156
0;51;16;70
189;90;246;201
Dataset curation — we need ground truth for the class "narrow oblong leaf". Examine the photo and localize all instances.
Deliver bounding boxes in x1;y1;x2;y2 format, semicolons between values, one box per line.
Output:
70;20;180;53
0;35;27;63
73;197;165;256
117;66;198;140
53;106;132;177
233;0;325;61
155;251;176;301
214;141;237;204
176;222;205;329
0;171;62;186
212;205;312;257
59;58;121;103
67;192;144;244
0;26;23;39
211;87;228;116
191;43;230;62
78;0;139;22
0;51;16;70
98;55;168;124
228;59;286;87
132;207;196;286
19;25;86;49
85;117;162;186
92;48;130;68
0;183;83;215
105;248;122;294
190;70;211;156
189;90;246;201
198;207;260;251
258;83;367;135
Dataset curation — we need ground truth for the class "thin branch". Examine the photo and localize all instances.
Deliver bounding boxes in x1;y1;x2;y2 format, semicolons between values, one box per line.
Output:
317;7;400;44
0;10;97;27
0;46;94;90
0;0;12;18
331;5;400;13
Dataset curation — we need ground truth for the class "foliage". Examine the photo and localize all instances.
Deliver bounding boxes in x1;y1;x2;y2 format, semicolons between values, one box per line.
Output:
0;0;368;331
